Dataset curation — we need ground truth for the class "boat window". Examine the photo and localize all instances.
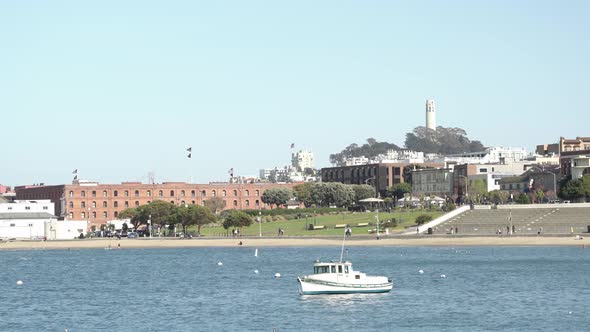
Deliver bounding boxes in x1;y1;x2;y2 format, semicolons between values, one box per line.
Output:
345;266;349;274
314;267;318;274
338;265;343;273
331;266;336;273
355;275;360;279
320;266;328;273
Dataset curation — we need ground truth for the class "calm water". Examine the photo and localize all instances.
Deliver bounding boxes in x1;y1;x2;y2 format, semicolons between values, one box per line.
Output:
1;245;589;331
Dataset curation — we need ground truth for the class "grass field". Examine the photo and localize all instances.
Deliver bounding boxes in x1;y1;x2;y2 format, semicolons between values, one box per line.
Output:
197;210;444;237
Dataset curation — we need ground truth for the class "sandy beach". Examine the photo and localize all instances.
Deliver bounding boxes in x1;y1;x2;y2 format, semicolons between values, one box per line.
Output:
1;236;589;250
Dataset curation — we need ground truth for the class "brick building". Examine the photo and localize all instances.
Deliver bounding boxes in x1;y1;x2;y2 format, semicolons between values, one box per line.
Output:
15;181;296;227
559;136;590;179
321;162;443;196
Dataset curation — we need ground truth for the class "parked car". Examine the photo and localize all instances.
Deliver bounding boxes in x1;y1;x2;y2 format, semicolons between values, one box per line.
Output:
127;232;138;239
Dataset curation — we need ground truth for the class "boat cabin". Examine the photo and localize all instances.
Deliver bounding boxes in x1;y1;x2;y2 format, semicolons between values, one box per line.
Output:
313;261;353;275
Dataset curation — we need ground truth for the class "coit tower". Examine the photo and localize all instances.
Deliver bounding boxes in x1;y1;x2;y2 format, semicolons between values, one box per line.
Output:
425;99;436;130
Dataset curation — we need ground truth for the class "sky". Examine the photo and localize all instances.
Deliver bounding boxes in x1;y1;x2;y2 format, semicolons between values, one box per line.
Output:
1;0;589;187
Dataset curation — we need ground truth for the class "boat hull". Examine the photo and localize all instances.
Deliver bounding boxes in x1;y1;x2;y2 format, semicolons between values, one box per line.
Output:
297;277;392;295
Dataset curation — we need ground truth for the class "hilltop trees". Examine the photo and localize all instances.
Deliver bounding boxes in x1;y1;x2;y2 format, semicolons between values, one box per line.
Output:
329;138;400;166
405;126;485;154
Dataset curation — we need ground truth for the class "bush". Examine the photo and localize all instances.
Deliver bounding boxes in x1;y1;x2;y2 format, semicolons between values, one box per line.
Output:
442;202;456;212
415;214;433;225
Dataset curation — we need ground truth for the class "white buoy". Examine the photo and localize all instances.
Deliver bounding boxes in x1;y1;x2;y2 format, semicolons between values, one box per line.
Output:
16;280;23;285
254;270;259;274
274;273;281;278
254;249;258;257
440;274;446;278
418;269;424;274
569;311;573;315
217;262;223;266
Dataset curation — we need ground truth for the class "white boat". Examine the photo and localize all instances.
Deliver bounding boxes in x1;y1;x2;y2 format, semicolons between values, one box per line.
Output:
297;260;393;295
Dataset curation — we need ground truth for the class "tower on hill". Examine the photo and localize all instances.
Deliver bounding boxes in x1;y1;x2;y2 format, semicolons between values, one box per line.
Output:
425;99;436;130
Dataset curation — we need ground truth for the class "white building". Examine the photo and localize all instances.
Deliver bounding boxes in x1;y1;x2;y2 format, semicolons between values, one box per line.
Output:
344;156;370;166
0;200;56;240
378;149;426;164
446;147;529;164
291;150;314;171
45;219;88;240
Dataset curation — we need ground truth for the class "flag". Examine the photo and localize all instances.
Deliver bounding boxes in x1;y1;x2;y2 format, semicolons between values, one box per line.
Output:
187;147;192;152
72;169;77;174
73;175;78;180
228;168;234;177
290;143;295;148
187;153;192;158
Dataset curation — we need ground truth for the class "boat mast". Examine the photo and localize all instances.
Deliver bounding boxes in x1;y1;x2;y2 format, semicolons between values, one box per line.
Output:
339;228;346;262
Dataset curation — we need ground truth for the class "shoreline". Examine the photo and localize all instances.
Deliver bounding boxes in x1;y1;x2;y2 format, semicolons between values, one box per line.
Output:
1;236;589;250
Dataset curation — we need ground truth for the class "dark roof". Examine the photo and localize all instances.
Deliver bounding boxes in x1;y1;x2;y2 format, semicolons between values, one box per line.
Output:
0;212;57;220
498;176;526;184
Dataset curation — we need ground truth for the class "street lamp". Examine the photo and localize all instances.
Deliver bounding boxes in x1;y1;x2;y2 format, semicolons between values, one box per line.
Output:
459;175;468;204
148;214;152;239
257;210;262;237
374;209;380;240
364;176;377;197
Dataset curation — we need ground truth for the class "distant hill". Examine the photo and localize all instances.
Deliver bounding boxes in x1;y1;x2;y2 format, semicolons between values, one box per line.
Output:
405;126;485;154
329;138;400;165
329;127;485;166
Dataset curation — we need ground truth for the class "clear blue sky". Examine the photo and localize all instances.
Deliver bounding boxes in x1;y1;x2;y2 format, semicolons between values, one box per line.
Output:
1;0;588;186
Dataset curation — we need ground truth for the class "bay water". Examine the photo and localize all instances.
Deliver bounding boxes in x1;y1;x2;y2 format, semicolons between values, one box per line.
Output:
1;245;589;331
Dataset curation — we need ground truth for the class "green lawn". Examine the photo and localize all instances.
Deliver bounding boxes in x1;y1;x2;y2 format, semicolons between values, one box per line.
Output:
196;210;443;237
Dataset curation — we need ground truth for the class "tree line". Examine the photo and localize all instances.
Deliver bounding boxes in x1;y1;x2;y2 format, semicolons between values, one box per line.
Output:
262;183;376;208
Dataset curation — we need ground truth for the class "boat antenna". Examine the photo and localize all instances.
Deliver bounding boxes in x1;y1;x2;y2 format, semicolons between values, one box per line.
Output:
339;228;347;262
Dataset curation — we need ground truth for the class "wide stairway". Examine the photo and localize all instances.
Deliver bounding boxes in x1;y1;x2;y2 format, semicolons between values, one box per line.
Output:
430;204;590;235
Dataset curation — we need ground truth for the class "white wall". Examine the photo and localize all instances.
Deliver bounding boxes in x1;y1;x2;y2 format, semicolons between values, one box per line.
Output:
0;218;46;239
45;220;88;240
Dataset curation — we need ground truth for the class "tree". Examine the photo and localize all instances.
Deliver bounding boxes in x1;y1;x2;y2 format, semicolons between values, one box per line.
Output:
415;214;433;225
293;183;313;207
515;193;530;204
387;183;412;200
488;190;508;205
559;176;590;202
222;211;253;230
534;189;545;204
468;179;488;203
352;184;376;202
146;200;177;228
261;188;294;207
118;207;145;229
309;183;355;207
204;197;227;215
175;205;217;234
